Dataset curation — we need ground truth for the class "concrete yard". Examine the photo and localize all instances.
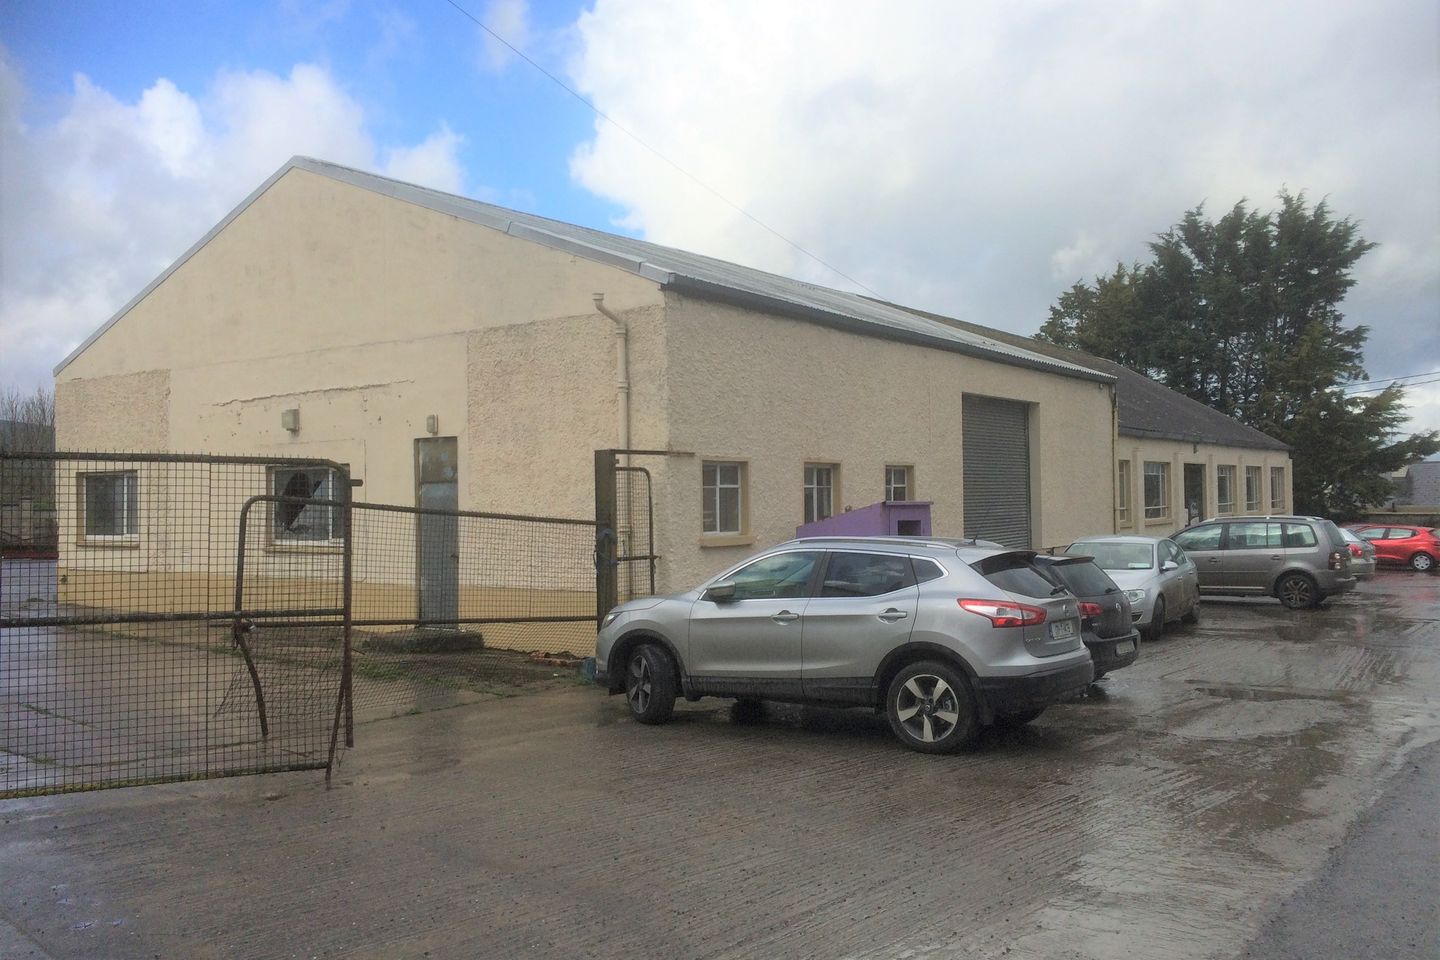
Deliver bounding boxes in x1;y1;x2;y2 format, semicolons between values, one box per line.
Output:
2;571;1438;959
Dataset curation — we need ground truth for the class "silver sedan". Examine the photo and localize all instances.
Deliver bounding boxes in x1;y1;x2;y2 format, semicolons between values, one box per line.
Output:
1063;535;1201;640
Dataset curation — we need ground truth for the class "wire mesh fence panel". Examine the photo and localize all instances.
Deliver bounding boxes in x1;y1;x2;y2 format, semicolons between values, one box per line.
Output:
0;453;348;798
615;466;655;603
344;502;597;721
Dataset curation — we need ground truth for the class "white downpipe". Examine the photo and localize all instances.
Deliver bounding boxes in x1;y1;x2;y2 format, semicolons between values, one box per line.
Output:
592;294;631;463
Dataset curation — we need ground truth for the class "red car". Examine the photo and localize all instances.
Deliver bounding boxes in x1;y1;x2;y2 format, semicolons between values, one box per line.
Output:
1349;524;1440;572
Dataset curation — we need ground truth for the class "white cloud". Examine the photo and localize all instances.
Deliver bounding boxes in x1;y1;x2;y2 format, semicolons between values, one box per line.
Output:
383;124;465;194
0;54;465;391
567;0;1440;432
478;0;534;73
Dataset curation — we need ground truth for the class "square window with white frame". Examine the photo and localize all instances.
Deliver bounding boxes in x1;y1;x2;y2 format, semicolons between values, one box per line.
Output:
271;467;344;542
804;463;837;524
885;465;913;501
702;461;745;535
81;471;138;539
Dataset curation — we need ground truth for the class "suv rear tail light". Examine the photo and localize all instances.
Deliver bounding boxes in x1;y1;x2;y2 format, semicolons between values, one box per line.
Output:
1078;601;1104;619
1329;550;1345;570
1348;543;1363;558
958;599;1048;627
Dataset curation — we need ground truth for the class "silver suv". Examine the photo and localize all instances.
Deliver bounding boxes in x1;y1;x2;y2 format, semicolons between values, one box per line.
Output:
1171;515;1356;609
594;537;1093;753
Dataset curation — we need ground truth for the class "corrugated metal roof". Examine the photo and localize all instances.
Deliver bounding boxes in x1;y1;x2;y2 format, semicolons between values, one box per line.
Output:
57;156;1113;384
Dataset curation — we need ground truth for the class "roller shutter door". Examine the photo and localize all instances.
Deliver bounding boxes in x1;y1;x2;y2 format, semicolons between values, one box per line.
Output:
962;395;1032;548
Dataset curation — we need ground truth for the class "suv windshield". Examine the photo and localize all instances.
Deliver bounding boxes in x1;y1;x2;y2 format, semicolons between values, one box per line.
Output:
1066;542;1153;571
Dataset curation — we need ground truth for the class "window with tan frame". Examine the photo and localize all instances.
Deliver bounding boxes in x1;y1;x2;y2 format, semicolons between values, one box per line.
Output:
1116;460;1132;524
1216;465;1237;514
1143;461;1169;520
804;463;838;524
884;465;913;501
702;461;747;536
1270;466;1286;511
1245;466;1262;512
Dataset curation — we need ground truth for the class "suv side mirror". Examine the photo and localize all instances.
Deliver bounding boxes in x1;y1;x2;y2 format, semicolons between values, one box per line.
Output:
704;580;737;602
1161;560;1179;572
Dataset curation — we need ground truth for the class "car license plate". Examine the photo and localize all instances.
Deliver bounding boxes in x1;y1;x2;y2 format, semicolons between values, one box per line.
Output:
1114;640;1135;655
1051;619;1076;640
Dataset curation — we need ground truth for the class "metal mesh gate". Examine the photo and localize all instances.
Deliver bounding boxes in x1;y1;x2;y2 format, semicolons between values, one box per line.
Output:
593;450;662;619
1;453;349;797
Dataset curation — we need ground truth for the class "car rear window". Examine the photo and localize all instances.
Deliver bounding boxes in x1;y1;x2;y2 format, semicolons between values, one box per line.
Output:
1283;523;1318;548
1066;542;1153;570
1043;560;1118;597
970;554;1058;599
1317;520;1347;550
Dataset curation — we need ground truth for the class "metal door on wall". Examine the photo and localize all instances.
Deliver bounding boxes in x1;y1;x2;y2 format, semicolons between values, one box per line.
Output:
415;437;459;624
1184;463;1206;525
962;395;1032;548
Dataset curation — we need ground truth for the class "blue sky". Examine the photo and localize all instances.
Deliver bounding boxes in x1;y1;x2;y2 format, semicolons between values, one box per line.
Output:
2;0;1438;437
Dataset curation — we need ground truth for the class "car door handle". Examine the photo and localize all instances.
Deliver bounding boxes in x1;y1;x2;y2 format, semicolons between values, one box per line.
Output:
771;610;800;624
878;609;909;623
1269;554;1282;560
1207;558;1221;563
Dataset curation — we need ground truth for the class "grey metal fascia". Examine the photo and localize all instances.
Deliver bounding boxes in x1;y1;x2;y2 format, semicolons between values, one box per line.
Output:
663;276;1114;384
502;223;674;284
1118;423;1291;451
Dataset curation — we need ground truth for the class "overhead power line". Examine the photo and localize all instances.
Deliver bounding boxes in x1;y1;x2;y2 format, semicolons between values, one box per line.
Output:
1343;374;1440;395
440;0;883;298
1342;369;1440;390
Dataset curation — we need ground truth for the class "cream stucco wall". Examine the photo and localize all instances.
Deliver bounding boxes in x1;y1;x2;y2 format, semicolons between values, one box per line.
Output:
55;166;663;511
652;293;1116;591
1113;436;1293;538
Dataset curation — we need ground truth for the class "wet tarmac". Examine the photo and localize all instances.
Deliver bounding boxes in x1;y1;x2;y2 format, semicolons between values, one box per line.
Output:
1;571;1437;959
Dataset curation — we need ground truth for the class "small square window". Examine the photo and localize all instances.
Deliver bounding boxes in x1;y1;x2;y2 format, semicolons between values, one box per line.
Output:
81;471;138;538
885;465;913;502
702;461;746;535
271;467;344;542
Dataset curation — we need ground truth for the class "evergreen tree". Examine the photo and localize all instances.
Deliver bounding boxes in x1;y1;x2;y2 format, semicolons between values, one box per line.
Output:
1038;192;1437;517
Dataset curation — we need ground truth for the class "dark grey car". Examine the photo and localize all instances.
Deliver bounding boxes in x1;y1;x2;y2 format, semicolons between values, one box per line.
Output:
1033;555;1139;679
1172;516;1356;609
595;537;1093;753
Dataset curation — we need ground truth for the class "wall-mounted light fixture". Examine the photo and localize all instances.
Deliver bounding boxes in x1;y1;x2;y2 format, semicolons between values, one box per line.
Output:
281;408;300;433
425;414;439;436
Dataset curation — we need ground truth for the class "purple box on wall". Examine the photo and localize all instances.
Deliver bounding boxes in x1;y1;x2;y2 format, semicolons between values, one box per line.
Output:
795;501;933;539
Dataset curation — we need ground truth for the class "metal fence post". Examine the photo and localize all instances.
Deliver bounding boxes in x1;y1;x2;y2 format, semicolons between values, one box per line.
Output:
594;449;618;624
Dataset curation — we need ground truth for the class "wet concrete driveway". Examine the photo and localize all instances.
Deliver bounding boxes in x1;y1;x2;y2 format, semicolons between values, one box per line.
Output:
2;572;1438;959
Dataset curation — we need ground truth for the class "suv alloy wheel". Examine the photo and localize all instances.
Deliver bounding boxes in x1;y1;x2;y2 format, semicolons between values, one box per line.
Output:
885;661;977;754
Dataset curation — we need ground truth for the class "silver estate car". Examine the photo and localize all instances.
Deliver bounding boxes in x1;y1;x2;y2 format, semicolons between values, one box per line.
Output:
1063;535;1201;641
595;537;1094;754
